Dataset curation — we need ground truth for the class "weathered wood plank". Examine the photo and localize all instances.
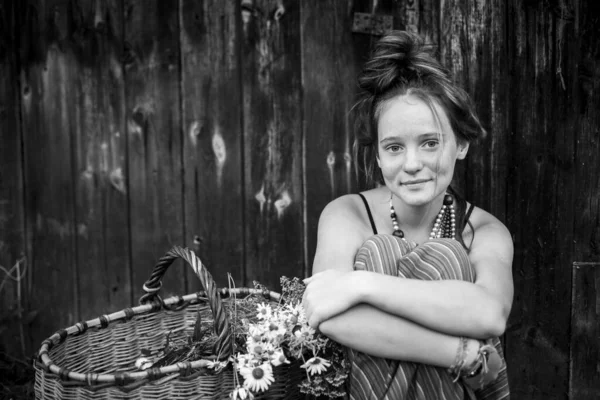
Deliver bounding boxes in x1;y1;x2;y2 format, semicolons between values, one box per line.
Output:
301;1;364;274
241;0;304;289
574;0;600;262
179;0;244;288
0;0;28;355
570;1;600;394
124;0;185;299
570;262;600;399
458;0;509;219
68;0;130;320
439;0;469;196
504;1;575;398
401;0;440;46
19;0;79;348
484;0;509;221
440;0;510;228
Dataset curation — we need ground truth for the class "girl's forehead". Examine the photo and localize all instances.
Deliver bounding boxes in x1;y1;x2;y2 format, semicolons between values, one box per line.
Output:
379;94;448;124
377;94;453;138
377;94;455;139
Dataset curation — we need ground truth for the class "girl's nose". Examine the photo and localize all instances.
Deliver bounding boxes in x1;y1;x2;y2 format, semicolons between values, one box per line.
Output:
403;149;423;173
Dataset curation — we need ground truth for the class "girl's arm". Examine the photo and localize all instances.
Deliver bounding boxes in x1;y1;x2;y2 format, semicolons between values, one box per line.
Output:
319;303;480;367
303;196;514;339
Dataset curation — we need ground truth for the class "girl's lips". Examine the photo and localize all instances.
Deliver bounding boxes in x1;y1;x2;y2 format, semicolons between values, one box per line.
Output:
401;179;430;185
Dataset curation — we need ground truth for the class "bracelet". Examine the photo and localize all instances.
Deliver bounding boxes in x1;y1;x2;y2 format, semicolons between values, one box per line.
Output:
447;337;470;382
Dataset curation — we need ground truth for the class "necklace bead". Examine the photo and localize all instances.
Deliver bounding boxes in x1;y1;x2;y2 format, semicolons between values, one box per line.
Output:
389;193;456;240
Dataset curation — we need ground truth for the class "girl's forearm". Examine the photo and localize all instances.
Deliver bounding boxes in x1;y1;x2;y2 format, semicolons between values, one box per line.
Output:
319;303;479;368
353;271;505;338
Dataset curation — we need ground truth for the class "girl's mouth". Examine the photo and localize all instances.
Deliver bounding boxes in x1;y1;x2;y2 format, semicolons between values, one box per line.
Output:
401;179;430;186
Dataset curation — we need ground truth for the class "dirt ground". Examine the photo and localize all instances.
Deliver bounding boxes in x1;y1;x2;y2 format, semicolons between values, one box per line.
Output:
0;352;35;400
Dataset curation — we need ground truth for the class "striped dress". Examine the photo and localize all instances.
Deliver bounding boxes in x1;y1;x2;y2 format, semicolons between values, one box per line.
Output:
347;235;510;400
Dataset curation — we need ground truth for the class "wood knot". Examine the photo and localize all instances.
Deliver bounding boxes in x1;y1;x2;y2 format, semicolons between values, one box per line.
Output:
326;151;336;167
274;190;292;218
273;5;285;21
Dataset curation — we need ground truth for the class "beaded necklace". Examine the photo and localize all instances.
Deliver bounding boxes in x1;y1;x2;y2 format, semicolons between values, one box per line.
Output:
389;193;456;240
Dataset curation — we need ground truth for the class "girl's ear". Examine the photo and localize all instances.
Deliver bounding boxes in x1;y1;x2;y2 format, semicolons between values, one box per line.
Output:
376;152;381;168
457;142;470;160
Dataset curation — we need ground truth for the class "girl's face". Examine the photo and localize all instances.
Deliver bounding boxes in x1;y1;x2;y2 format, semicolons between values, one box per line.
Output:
376;94;468;207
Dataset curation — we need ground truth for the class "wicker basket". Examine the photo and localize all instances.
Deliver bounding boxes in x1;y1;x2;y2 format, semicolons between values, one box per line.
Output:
34;246;304;399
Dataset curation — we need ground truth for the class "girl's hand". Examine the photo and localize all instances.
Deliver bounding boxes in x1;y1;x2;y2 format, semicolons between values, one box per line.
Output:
302;270;362;329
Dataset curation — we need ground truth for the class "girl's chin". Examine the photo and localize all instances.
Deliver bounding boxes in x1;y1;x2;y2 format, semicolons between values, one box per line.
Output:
394;188;438;206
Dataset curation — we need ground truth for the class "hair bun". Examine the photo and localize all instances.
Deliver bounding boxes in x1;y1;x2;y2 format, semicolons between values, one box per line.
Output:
358;31;446;94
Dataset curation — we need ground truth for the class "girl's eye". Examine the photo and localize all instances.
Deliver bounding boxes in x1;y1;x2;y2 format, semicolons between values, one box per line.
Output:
424;140;439;148
386;145;402;152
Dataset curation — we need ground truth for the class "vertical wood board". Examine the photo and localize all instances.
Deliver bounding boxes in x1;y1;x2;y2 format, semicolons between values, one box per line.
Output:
570;262;600;399
399;0;440;46
66;0;131;321
504;1;575;398
440;0;469;196
573;0;600;262
19;0;79;348
124;0;185;299
180;0;244;288
242;0;304;289
485;0;509;222
460;0;509;220
0;0;28;355
301;1;364;273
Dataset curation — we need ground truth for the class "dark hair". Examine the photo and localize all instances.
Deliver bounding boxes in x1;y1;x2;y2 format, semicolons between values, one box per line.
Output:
352;31;484;249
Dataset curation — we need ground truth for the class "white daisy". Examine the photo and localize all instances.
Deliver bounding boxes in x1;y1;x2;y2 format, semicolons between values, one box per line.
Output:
246;339;274;357
248;325;266;342
233;353;254;369
285;302;302;314
270;348;290;367
287;313;299;326
241;363;275;392
301;356;331;376
266;321;287;342
294;325;316;341
285;303;306;324
256;303;272;320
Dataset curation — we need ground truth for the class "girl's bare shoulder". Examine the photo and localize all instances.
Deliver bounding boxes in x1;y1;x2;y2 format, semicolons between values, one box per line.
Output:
320;194;365;227
320;188;384;226
318;190;387;241
462;203;512;245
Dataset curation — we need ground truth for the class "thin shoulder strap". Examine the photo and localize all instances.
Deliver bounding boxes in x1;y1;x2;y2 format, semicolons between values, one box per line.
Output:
464;202;476;223
463;202;476;250
358;193;378;234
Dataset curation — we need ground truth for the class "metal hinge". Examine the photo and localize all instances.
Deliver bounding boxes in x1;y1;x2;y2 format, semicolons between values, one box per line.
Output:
351;12;393;36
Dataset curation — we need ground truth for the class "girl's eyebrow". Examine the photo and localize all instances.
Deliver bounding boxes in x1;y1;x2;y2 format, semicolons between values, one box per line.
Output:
379;132;443;144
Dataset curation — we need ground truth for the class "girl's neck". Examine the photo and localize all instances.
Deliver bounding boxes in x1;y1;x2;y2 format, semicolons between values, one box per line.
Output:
390;192;446;230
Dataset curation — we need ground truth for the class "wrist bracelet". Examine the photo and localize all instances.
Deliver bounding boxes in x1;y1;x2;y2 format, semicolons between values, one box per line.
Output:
448;336;470;382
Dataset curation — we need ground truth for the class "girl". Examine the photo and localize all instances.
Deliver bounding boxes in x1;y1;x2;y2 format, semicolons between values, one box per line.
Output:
302;31;513;399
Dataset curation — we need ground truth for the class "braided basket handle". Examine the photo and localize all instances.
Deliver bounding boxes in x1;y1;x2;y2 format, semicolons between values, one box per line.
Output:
139;246;233;359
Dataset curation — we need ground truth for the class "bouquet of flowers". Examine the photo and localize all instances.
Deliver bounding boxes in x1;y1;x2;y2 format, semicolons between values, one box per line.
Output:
227;277;349;399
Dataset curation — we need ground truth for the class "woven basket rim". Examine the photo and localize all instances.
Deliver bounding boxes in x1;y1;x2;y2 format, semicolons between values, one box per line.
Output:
37;287;282;385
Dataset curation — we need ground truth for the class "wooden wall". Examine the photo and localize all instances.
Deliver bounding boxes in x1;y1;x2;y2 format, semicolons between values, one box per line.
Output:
1;0;599;398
